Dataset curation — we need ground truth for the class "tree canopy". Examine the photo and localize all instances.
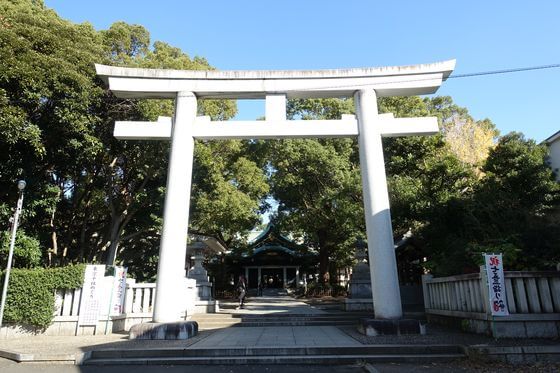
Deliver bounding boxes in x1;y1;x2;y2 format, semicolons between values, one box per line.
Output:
0;0;267;280
1;0;558;282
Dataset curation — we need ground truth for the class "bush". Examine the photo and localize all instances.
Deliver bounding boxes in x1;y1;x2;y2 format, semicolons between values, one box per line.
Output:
0;230;42;268
0;264;86;328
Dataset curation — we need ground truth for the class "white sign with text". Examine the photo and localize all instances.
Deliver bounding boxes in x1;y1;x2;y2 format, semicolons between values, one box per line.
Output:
78;264;106;326
110;266;127;316
484;254;509;316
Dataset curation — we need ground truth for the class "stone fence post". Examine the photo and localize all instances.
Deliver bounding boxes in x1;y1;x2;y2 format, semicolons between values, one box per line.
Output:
479;265;491;316
421;274;433;310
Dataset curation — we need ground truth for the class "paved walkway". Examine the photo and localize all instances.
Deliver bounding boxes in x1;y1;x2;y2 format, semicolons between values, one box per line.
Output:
0;290;359;361
219;288;327;315
189;290;359;347
191;326;359;347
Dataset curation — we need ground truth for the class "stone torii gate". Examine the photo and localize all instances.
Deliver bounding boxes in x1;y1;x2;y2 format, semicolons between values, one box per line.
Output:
96;60;455;323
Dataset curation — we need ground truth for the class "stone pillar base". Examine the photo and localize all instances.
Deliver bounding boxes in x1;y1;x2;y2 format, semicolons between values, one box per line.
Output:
358;318;425;336
344;298;374;311
129;321;198;340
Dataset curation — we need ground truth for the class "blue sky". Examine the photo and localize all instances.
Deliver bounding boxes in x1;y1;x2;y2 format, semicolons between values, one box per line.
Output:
45;0;559;142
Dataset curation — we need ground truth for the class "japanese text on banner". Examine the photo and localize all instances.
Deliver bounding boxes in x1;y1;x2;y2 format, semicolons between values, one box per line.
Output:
78;264;106;326
484;254;509;316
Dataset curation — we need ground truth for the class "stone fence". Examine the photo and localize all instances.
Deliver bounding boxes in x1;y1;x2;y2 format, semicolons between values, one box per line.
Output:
422;267;560;338
0;279;198;338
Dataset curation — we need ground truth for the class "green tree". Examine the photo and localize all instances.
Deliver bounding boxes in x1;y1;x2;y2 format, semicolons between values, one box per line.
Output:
0;1;267;281
473;132;560;269
267;96;479;281
0;0;106;264
0;230;41;268
423;132;560;275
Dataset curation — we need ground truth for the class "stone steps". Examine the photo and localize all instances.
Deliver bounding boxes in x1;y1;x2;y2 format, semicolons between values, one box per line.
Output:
190;312;425;330
198;320;357;330
84;345;465;365
190;312;373;330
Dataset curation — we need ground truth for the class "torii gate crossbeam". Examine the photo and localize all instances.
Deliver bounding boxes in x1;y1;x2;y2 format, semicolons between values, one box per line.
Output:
96;60;455;322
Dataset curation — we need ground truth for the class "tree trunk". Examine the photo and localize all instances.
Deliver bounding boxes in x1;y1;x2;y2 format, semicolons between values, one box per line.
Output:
48;186;61;266
317;229;330;284
105;213;123;266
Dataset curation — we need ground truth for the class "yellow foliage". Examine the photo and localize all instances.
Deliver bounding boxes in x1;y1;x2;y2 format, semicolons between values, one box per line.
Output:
443;116;498;174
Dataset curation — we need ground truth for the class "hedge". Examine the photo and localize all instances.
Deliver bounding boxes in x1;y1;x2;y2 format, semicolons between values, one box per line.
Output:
0;264;86;328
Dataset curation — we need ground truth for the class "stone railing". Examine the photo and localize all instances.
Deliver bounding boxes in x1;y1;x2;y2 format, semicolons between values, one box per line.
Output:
422;267;560;338
123;282;156;316
54;288;82;318
2;277;206;339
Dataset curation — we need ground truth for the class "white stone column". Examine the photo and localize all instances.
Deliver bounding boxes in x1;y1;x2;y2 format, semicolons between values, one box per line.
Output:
355;89;403;320
265;94;287;121
153;91;197;323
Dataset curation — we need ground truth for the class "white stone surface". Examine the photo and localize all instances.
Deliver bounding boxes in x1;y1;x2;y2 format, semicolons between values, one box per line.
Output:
96;60;455;99
114;116;438;140
97;60;455;323
153;92;196;323
355;89;403;320
265;94;287;120
114;116;171;140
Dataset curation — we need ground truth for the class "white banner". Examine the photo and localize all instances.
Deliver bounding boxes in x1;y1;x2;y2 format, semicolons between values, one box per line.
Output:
110;266;127;316
484;254;509;316
78;264;106;326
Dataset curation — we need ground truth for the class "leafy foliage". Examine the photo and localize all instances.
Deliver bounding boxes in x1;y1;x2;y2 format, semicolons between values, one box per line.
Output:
0;1;266;280
0;230;41;268
423;132;560;275
1;1;557;285
0;264;86;328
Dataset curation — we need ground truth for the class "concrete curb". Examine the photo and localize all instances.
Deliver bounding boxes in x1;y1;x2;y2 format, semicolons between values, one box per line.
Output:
2;344;559;365
467;344;560;364
0;348;76;364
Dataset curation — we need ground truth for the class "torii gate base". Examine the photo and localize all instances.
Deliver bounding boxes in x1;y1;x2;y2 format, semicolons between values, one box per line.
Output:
97;60;455;327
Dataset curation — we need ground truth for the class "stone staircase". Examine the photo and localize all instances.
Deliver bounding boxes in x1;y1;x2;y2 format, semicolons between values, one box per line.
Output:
83;345;466;365
81;294;461;366
190;311;376;330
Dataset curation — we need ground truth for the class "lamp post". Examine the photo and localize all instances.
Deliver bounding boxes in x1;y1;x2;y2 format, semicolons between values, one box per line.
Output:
0;180;26;329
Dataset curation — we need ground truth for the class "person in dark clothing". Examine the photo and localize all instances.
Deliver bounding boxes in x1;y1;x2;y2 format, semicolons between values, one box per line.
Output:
236;275;247;309
257;277;263;296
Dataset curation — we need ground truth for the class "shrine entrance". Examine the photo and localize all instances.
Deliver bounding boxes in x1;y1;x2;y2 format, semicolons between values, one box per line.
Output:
96;59;455;322
239;224;315;289
256;268;284;288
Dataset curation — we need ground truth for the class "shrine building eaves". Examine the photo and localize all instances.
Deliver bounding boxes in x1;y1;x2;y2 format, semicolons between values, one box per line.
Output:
95;59;456;100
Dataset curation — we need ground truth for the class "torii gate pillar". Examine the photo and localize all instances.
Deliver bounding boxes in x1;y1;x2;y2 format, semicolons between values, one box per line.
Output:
356;89;402;319
153;92;196;322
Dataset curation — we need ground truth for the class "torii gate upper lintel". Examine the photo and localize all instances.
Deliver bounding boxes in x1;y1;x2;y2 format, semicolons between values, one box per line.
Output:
96;59;456;322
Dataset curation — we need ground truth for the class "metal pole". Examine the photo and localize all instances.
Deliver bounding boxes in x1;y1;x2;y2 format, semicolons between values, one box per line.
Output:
0;188;25;328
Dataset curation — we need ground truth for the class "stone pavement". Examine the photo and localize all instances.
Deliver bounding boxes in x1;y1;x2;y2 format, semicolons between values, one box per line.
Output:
191;326;360;347
0;291;558;366
222;288;328;314
191;290;360;347
0;291;358;362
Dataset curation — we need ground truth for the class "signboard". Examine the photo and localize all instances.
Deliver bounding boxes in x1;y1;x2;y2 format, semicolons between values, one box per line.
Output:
484;254;509;316
110;266;127;316
78;264;106;326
